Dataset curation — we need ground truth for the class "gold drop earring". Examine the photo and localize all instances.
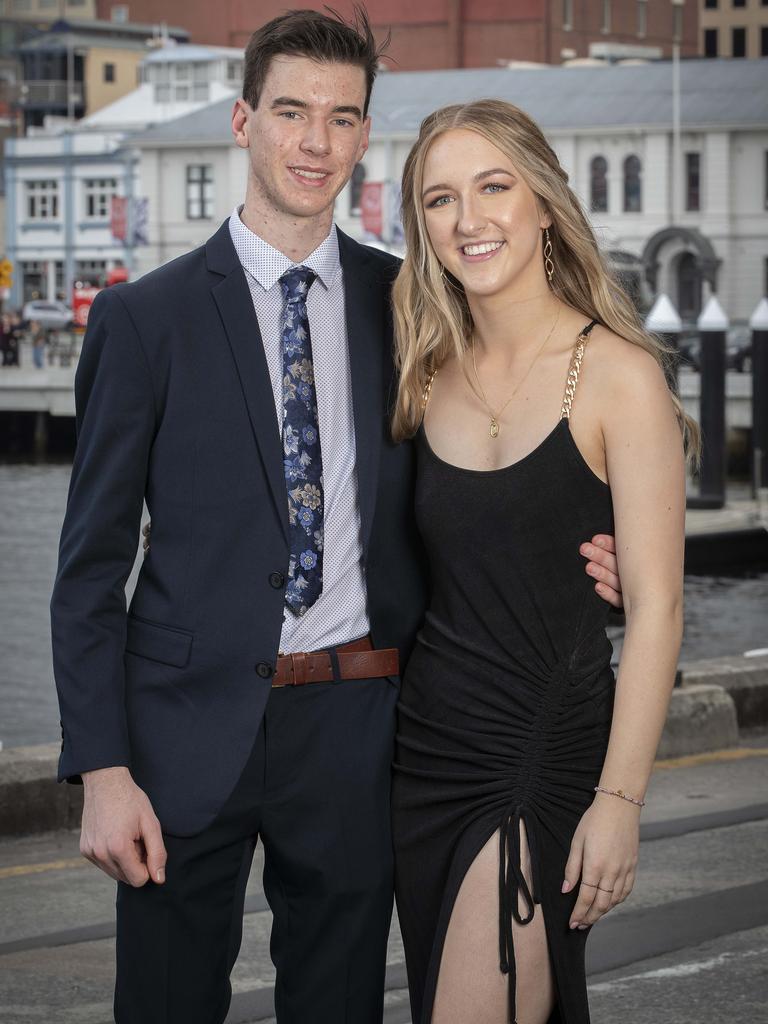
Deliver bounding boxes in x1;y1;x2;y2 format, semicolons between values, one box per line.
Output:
544;227;555;285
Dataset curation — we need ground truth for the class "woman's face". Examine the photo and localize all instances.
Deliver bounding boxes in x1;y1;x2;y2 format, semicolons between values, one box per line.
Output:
421;128;550;300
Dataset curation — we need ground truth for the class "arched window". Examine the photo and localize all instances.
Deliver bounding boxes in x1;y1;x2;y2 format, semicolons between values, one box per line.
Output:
590;156;608;212
623;154;642;212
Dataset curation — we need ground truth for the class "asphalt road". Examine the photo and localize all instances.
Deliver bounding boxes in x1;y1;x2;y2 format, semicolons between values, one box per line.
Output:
1;741;767;1023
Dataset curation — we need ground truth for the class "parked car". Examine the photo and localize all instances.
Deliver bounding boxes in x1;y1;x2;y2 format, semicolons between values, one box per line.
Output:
676;328;700;371
21;299;74;331
727;325;752;372
673;323;752;373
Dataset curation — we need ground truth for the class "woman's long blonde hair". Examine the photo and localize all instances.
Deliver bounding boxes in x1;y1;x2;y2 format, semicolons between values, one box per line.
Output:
391;99;700;462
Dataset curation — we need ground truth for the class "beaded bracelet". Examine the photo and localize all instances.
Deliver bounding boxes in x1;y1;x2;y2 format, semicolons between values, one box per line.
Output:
594;785;645;807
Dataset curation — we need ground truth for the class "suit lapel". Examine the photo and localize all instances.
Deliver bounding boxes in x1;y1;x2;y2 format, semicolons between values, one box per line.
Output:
207;223;289;544
339;231;386;557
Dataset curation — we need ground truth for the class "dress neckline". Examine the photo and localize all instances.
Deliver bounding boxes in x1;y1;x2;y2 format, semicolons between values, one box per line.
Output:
419;417;610;490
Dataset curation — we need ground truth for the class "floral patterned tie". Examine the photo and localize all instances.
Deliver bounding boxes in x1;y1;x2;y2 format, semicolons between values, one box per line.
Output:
280;266;323;615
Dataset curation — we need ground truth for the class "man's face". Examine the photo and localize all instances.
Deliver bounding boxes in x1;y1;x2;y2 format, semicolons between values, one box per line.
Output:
232;55;370;222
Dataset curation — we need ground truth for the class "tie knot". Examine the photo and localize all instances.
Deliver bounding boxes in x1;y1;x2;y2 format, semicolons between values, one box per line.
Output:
280;266;316;303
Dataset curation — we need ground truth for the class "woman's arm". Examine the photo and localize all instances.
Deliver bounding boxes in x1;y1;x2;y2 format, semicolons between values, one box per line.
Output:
564;341;686;929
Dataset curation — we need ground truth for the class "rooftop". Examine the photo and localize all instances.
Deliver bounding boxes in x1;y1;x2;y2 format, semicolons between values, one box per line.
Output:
129;57;768;147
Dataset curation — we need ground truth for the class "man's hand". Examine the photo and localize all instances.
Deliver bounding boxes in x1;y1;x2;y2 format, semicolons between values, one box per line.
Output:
80;766;167;887
581;534;622;609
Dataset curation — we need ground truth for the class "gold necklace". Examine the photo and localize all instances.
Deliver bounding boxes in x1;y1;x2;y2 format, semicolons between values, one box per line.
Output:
471;307;561;438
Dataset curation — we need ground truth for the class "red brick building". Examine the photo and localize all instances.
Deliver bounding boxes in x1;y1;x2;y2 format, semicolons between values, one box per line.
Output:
96;1;699;68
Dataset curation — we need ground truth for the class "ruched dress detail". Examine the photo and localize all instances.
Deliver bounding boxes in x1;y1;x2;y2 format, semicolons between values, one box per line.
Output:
392;335;615;1024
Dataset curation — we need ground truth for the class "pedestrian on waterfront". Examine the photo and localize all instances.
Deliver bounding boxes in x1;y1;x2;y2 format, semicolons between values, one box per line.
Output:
1;312;20;366
50;10;623;1024
389;100;699;1024
30;321;47;369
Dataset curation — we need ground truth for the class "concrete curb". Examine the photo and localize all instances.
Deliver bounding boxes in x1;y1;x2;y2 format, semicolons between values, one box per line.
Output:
656;683;739;760
679;653;768;730
0;743;82;836
1;655;765;837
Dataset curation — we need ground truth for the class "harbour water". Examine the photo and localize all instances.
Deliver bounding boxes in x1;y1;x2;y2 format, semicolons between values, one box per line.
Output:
1;461;767;750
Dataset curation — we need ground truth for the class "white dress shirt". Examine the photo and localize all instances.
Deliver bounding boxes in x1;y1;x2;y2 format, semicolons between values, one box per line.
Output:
228;206;370;653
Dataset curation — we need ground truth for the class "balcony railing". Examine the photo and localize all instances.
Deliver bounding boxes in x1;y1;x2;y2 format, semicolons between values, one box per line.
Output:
13;80;85;107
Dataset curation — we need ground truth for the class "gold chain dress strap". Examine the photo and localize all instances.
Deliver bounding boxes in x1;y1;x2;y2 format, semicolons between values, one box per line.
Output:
560;320;598;420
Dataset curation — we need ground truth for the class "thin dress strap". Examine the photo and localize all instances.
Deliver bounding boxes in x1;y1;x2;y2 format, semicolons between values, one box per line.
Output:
560;320;598;420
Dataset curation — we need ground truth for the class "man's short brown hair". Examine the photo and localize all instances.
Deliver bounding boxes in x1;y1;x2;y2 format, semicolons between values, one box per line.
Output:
243;6;388;117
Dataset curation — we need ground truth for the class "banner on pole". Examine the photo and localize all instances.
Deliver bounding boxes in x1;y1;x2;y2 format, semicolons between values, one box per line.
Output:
361;182;384;238
111;196;128;241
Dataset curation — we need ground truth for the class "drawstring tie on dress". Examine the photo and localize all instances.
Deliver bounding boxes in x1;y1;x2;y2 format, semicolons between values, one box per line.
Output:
498;803;542;1022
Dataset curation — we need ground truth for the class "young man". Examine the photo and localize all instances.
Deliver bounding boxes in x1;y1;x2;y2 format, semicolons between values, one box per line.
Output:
51;10;622;1023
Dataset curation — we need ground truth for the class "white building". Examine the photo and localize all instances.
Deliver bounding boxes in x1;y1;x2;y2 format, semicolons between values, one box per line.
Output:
131;57;767;324
3;42;242;307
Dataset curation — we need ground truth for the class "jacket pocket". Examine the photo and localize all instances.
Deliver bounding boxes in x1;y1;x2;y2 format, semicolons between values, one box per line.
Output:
125;615;193;668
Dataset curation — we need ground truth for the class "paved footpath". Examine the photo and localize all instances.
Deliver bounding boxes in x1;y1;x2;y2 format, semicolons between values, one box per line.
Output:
1;738;767;1024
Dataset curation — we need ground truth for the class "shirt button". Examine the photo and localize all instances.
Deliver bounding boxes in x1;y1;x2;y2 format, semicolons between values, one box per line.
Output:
269;571;285;589
255;662;273;679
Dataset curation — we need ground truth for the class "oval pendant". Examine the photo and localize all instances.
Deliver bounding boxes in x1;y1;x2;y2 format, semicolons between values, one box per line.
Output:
490;420;499;439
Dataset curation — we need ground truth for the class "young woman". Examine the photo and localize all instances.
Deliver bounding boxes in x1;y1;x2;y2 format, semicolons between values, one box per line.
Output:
390;100;697;1024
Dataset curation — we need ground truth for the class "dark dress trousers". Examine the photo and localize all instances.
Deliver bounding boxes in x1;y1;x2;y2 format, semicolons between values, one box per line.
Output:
50;220;427;1023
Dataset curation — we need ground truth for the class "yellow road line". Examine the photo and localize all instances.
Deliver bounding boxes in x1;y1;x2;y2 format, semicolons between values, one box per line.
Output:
654;747;768;770
0;857;86;880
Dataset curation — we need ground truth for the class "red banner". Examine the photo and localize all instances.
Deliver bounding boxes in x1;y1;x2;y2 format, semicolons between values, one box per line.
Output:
361;182;384;238
72;286;102;329
111;196;128;241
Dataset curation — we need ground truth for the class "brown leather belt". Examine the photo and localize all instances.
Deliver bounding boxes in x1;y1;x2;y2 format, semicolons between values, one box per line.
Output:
272;635;399;687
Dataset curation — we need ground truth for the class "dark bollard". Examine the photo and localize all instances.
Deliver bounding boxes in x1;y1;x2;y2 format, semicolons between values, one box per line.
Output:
646;293;682;392
751;298;768;497
688;297;728;510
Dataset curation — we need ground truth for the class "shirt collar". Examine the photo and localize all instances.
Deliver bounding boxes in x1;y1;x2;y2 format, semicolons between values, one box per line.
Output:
228;205;340;292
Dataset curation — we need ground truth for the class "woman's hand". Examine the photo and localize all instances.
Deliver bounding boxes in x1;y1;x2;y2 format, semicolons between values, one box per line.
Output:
562;793;640;929
142;521;151;554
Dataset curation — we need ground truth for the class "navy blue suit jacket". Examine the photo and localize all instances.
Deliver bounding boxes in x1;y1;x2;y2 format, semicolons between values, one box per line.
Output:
50;220;427;835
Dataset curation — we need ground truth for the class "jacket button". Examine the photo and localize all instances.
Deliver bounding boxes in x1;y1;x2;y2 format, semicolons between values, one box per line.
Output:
269;571;285;589
255;662;273;679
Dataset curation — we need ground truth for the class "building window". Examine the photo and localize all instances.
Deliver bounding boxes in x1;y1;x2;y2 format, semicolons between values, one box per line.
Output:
623;155;642;212
227;60;244;83
75;260;107;286
111;5;130;23
732;0;746;8
601;0;611;34
156;84;171;103
590;156;608;213
83;178;118;219
39;0;58;7
186;164;214;220
104;63;115;84
732;27;746;57
175;63;191;81
685;153;700;212
25;180;59;220
704;28;718;57
350;163;366;215
636;0;647;39
562;0;573;31
762;26;768;56
704;0;717;7
175;85;190;102
67;0;87;6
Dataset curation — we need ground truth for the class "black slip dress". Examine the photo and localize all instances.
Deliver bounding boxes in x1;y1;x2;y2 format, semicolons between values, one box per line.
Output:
392;321;615;1024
